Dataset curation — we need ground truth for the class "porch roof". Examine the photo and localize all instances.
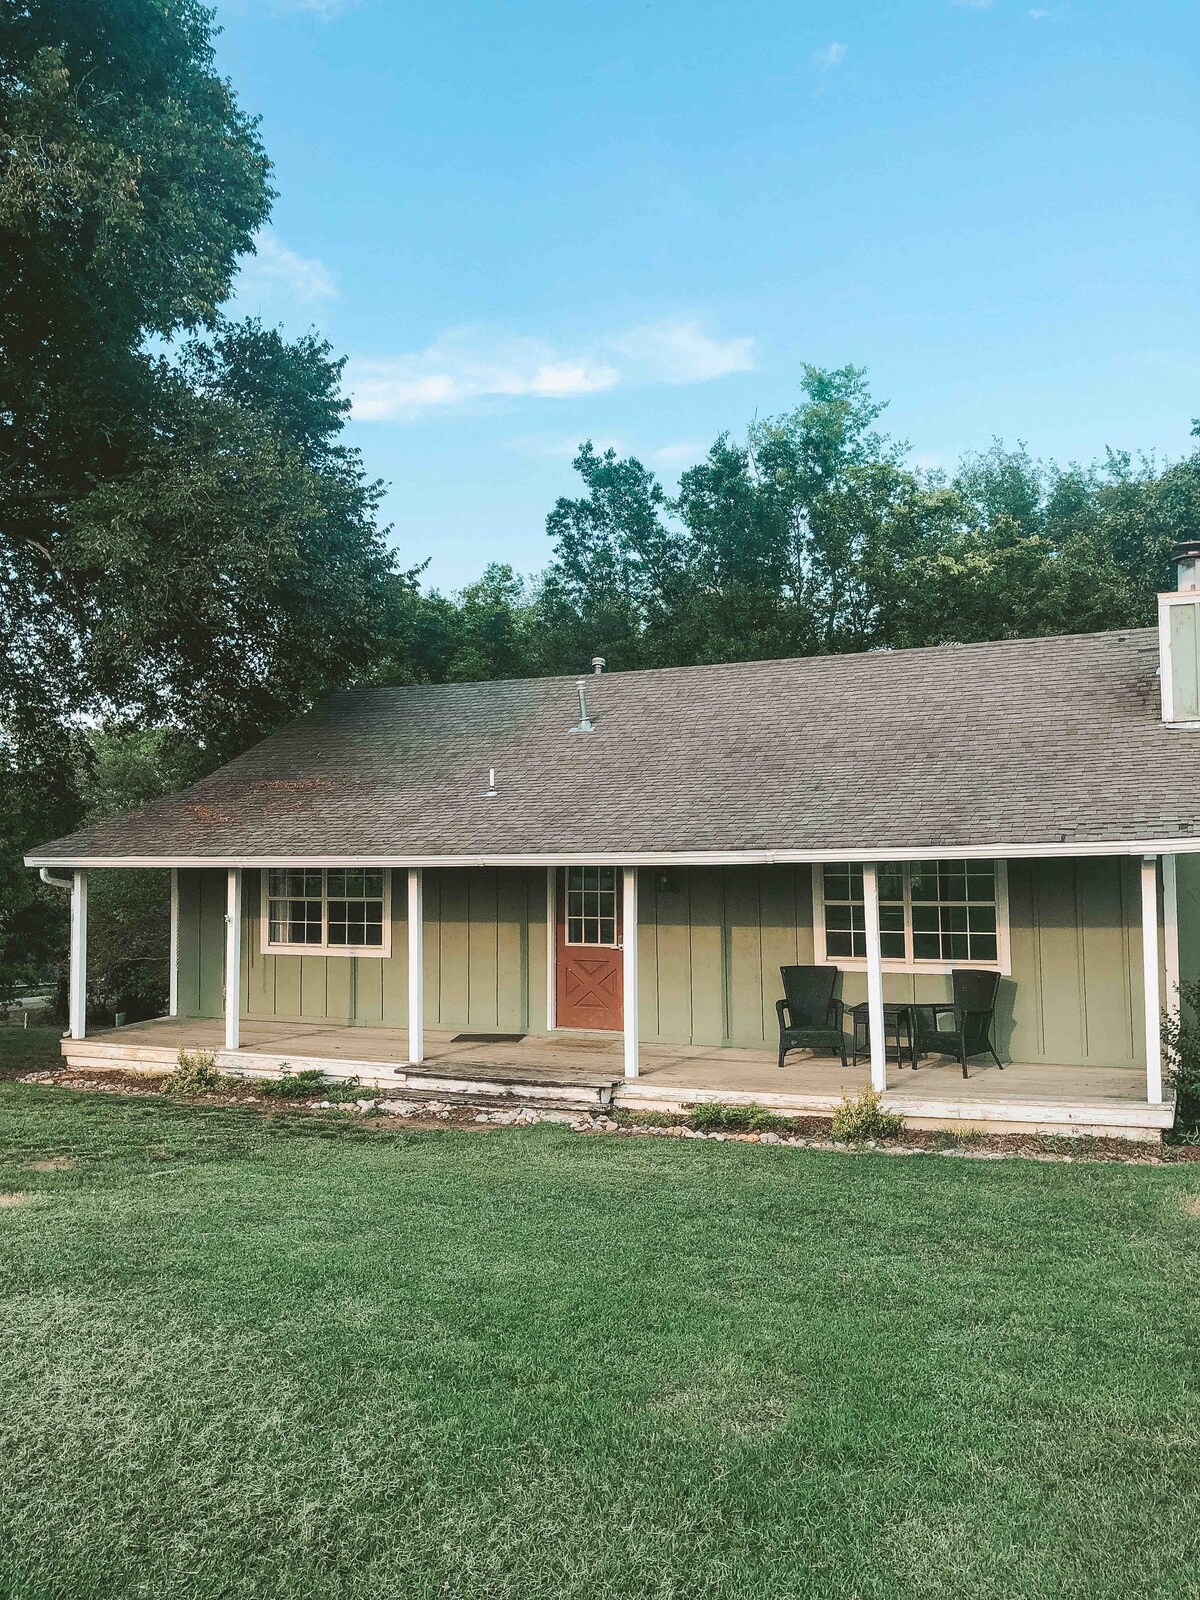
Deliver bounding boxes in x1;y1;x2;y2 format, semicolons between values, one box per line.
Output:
25;627;1200;867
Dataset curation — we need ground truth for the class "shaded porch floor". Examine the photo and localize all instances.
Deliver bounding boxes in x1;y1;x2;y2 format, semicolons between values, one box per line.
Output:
61;1015;1171;1140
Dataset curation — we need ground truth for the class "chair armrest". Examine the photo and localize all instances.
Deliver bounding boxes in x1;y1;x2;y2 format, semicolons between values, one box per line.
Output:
775;998;791;1028
826;998;846;1026
957;1006;994;1032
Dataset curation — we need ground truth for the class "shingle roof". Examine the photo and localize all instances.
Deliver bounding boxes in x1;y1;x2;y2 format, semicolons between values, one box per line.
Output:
26;628;1200;864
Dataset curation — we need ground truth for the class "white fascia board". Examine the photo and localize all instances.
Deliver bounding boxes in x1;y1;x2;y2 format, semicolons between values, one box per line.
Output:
23;838;1200;869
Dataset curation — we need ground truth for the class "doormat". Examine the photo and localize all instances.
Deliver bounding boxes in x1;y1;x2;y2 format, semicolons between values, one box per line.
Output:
451;1032;526;1044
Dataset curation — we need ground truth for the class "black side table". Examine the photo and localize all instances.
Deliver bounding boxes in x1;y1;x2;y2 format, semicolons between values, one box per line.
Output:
850;1002;914;1071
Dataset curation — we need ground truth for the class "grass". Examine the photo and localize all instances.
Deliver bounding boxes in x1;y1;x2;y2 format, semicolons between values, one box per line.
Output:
0;1022;62;1070
0;1086;1198;1599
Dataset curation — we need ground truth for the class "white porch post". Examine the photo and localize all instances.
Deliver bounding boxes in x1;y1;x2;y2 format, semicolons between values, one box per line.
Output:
1163;852;1180;1025
545;866;557;1031
68;869;88;1041
408;867;424;1065
622;866;639;1079
224;868;241;1052
862;862;887;1094
168;867;179;1018
1141;854;1163;1105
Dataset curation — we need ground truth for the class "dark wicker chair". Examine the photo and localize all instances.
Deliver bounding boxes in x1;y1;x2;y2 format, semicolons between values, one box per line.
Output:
777;965;848;1070
909;969;1003;1079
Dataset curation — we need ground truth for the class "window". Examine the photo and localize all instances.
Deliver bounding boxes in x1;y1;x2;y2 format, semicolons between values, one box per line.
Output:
815;860;1007;971
565;866;618;946
262;869;390;956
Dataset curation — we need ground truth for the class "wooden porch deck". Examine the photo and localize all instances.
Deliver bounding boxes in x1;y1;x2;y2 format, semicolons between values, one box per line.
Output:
59;1016;1173;1141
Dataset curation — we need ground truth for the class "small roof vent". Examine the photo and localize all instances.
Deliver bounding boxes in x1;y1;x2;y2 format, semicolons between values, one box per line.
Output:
591;656;606;674
569;679;595;734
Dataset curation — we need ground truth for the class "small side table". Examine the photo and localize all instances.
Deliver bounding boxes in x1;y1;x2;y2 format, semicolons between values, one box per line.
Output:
850;1002;914;1071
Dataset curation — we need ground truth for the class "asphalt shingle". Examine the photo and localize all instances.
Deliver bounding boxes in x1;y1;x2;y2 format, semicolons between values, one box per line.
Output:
25;628;1200;863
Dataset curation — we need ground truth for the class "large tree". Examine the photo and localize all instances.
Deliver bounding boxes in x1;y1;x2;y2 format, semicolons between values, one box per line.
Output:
0;2;414;992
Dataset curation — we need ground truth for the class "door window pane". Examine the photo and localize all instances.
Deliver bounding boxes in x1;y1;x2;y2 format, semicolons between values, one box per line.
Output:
565;867;618;945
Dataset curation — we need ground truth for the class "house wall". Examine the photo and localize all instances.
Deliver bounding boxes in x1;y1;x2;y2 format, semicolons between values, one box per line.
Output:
638;858;1146;1066
176;867;546;1034
1175;854;1200;1020
177;856;1151;1069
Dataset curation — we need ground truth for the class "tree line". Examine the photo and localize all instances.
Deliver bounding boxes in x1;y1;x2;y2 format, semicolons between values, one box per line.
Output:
2;0;1197;1004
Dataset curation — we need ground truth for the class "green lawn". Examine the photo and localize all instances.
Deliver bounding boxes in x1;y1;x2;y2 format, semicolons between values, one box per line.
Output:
0;1023;63;1070
1;1085;1198;1600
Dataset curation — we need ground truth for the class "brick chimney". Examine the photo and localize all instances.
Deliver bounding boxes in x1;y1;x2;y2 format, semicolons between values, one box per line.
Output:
1158;539;1200;725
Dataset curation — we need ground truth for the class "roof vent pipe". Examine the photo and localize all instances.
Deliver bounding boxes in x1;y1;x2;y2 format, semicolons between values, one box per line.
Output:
483;767;497;798
570;679;595;734
591;656;606;674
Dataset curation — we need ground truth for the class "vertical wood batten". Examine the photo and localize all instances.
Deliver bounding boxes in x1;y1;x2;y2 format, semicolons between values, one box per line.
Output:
545;867;556;1030
1164;853;1181;1022
168;868;179;1018
862;863;886;1093
623;866;639;1078
1141;855;1163;1104
68;869;88;1040
408;867;424;1064
224;868;241;1051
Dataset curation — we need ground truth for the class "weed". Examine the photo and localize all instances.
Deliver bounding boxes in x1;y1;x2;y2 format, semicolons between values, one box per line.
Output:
830;1088;904;1143
1033;1132;1097;1157
686;1102;790;1134
614;1109;679;1128
935;1125;986;1151
164;1049;228;1096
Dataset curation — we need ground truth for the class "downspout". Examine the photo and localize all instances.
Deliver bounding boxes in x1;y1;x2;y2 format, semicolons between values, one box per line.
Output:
39;868;73;891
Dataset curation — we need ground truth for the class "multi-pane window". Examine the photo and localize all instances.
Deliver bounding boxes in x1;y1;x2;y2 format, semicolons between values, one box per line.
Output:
819;860;1002;968
822;865;906;959
265;869;388;955
565;866;618;946
909;861;997;963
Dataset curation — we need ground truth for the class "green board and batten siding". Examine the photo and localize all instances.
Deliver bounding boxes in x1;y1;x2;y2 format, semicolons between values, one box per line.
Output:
176;867;546;1036
176;858;1152;1070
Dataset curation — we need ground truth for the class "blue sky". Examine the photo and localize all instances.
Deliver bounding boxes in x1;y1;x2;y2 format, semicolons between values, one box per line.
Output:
216;0;1199;592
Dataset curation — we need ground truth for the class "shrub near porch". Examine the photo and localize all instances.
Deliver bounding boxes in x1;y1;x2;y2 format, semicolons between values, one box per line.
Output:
1;1085;1198;1600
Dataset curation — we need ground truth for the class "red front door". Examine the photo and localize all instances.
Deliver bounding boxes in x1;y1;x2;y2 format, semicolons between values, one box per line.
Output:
556;866;623;1030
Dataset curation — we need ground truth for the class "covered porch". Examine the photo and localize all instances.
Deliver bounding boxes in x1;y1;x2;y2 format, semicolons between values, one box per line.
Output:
62;1011;1172;1141
51;849;1184;1142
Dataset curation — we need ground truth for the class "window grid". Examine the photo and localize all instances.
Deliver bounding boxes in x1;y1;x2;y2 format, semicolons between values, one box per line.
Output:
266;869;387;954
821;860;1000;967
565;865;618;946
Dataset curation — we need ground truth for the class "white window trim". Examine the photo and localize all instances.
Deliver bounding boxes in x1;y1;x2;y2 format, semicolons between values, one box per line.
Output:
259;867;392;959
812;860;1011;976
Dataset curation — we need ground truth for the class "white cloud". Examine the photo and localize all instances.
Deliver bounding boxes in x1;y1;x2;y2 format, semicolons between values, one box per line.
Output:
612;318;755;385
348;333;620;421
237;232;338;306
814;41;847;70
350;318;754;421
